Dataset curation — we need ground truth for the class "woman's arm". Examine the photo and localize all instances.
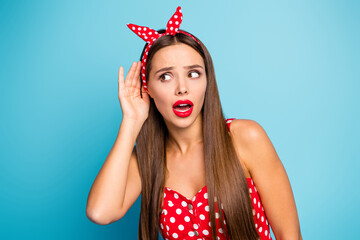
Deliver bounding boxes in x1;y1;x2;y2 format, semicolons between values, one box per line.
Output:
86;118;142;225
86;62;149;225
230;119;302;240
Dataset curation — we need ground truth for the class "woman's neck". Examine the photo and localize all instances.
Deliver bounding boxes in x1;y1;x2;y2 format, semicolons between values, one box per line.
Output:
165;115;204;155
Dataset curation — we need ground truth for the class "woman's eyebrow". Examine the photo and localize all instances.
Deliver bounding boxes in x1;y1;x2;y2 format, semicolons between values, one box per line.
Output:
184;64;204;70
154;64;204;75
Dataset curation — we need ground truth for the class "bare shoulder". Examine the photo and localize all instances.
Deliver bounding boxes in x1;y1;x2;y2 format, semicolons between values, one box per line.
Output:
228;119;275;175
228;119;266;139
229;119;302;238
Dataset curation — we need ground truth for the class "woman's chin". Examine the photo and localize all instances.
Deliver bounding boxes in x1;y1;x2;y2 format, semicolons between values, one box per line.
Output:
163;110;202;129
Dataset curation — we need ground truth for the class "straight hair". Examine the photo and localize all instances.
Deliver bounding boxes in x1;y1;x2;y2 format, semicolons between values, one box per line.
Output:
135;29;259;240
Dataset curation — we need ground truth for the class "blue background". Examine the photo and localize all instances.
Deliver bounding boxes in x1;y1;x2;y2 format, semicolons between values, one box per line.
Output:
1;0;359;239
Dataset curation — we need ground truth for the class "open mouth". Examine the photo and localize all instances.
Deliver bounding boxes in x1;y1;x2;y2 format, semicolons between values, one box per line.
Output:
173;104;192;112
172;100;194;117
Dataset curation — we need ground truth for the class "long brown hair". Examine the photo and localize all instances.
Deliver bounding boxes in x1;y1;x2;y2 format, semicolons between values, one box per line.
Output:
135;29;259;240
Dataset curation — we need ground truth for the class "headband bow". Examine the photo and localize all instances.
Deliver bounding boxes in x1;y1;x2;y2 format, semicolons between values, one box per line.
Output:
126;6;200;91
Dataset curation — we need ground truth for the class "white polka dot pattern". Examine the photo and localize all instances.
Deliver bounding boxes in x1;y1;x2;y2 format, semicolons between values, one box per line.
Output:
159;118;272;239
247;177;272;239
126;6;200;91
160;184;229;239
159;177;272;239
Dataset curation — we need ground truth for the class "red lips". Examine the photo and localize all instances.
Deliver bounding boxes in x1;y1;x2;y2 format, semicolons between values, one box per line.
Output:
172;99;194;117
173;99;193;108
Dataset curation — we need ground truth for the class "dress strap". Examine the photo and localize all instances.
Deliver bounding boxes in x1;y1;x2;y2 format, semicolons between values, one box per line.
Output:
225;118;236;132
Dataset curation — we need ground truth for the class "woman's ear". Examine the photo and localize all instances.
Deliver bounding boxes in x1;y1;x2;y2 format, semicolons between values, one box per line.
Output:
143;86;153;98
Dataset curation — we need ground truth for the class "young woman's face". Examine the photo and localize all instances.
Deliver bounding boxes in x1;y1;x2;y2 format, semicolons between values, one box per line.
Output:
147;43;207;128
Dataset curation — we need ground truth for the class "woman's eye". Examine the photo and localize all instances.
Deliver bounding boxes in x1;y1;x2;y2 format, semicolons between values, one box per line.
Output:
160;73;171;81
189;71;200;78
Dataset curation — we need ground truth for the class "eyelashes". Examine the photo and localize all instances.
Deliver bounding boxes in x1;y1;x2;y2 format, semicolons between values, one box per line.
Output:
159;73;171;81
159;70;201;82
189;71;201;78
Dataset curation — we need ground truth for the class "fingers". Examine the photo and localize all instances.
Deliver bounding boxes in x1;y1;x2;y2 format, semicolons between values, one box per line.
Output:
135;73;141;90
135;62;142;90
120;61;142;94
124;61;137;88
132;61;141;89
118;66;124;93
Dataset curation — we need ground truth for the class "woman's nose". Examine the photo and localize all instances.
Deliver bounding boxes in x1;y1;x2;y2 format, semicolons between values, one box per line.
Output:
176;88;188;95
175;77;188;95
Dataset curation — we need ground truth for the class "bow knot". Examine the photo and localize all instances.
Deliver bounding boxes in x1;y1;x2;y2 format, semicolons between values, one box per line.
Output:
125;6;199;91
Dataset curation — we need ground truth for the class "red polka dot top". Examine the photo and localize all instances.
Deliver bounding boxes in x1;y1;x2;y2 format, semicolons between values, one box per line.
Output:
159;118;273;240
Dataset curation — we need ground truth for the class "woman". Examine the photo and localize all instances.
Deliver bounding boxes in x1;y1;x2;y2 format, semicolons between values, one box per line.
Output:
86;6;302;240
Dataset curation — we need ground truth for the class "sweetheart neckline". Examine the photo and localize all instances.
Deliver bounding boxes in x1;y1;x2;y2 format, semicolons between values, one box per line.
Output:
164;177;253;201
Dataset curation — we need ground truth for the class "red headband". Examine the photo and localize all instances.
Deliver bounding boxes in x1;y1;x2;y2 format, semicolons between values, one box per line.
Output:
126;6;200;92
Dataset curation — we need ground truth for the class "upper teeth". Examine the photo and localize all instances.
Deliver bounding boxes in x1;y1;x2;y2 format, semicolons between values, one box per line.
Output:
178;104;188;106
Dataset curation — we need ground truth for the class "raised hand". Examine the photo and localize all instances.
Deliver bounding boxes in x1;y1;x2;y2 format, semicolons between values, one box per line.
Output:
118;61;150;123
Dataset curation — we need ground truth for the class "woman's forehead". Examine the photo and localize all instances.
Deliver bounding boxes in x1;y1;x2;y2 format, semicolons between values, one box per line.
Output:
151;43;204;69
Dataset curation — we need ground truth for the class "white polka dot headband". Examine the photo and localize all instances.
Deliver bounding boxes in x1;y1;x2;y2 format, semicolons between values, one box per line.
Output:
126;6;200;92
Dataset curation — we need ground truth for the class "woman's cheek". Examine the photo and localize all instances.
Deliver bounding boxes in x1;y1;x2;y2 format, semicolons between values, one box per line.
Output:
154;94;170;114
